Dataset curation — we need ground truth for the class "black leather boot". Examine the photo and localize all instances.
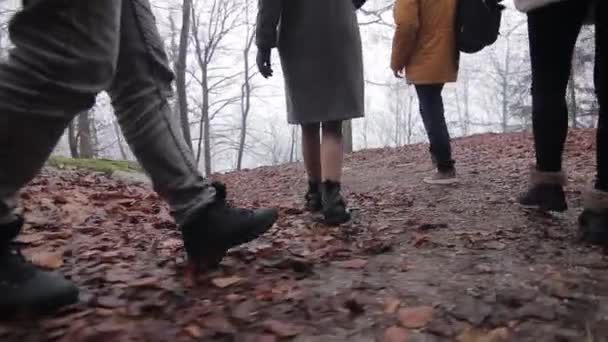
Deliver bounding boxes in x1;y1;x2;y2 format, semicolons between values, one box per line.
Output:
304;180;322;212
180;182;278;270
0;216;79;316
321;180;351;226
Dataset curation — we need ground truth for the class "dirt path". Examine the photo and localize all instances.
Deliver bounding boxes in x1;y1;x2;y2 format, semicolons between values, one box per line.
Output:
2;130;607;342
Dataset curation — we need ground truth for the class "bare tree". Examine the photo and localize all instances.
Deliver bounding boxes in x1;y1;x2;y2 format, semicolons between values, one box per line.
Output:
236;0;255;170
176;0;193;150
77;110;94;159
190;0;243;175
343;120;354;153
68;120;79;158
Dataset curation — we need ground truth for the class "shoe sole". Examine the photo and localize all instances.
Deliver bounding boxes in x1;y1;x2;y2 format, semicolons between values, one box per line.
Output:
517;203;568;213
423;178;459;185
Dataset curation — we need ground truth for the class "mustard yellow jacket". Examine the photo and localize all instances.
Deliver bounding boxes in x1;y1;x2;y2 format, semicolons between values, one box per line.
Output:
390;0;459;84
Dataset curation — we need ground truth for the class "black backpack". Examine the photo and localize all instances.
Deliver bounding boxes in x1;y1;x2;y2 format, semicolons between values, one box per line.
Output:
455;0;505;54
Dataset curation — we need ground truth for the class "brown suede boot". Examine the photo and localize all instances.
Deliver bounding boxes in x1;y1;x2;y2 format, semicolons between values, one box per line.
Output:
579;188;608;246
517;167;567;212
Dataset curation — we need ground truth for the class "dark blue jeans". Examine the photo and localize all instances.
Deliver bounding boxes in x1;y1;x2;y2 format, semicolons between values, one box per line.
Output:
528;0;606;190
0;0;214;227
415;84;455;172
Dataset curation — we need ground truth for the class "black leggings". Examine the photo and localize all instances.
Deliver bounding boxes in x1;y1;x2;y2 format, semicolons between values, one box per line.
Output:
415;84;454;171
529;0;607;190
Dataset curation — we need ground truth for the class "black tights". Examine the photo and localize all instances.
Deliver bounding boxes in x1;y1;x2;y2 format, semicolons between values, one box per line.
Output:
529;0;607;190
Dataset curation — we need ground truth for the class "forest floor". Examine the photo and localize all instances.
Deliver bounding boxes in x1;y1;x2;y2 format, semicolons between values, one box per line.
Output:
2;129;608;342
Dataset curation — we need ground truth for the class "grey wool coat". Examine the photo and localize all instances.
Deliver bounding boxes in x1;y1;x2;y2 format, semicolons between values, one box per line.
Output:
256;0;365;125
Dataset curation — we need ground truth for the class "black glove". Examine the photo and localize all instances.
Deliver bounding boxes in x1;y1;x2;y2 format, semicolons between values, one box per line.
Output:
352;0;366;9
256;48;273;79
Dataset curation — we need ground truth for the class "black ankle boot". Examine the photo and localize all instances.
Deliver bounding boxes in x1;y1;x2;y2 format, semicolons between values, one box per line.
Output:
579;189;608;246
180;182;279;270
0;217;79;316
305;180;322;212
517;167;567;212
321;180;350;226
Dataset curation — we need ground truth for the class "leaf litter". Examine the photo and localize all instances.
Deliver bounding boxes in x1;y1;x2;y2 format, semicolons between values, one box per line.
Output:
3;130;608;341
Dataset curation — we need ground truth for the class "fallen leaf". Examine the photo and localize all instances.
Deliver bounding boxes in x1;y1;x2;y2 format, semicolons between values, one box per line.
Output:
383;326;410;342
131;277;160;288
16;234;44;246
344;298;365;316
335;259;368;269
261;320;303;337
232;300;257;321
483;241;506;250
398;306;434;329
29;251;64;270
384;298;401;314
411;234;430;248
203;316;235;334
456;327;510;342
160;238;182;249
212;276;242;288
185;325;203;338
95;296;126;309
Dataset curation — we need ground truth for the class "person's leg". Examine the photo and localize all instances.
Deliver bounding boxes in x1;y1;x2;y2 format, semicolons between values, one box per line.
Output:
595;0;608;194
518;0;589;212
0;0;123;313
321;121;344;182
107;0;277;272
528;1;589;173
415;84;456;184
301;123;322;211
320;121;349;225
580;0;608;245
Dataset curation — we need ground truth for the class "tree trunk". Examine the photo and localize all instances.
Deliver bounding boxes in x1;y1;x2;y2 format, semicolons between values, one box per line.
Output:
203;111;212;176
343;120;353;153
78;111;94;159
568;73;578;128
406;91;414;145
237;17;255;170
113;120;128;160
463;73;470;136
176;0;193;150
68;120;79;158
501;42;511;133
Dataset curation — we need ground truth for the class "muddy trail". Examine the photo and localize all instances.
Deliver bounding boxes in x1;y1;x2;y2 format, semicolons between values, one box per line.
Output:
2;130;608;342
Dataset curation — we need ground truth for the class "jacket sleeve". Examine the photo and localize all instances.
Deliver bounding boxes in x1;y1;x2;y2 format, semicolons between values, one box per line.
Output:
256;0;283;50
390;0;420;71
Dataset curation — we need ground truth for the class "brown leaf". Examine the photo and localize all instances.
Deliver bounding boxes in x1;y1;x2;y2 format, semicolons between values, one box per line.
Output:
456;327;510;342
203;316;235;334
54;195;69;204
185;325;203;338
29;251;64;270
411;233;430;248
16;234;44;246
160;238;183;249
96;296;127;309
384;298;401;314
398;306;434;329
335;259;368;269
261;319;303;337
131;276;160;288
383;326;410;342
232;300;257;321
212;276;242;288
483;241;506;251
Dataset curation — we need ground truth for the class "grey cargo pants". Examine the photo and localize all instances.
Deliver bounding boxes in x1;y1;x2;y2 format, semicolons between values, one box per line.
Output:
0;0;215;228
